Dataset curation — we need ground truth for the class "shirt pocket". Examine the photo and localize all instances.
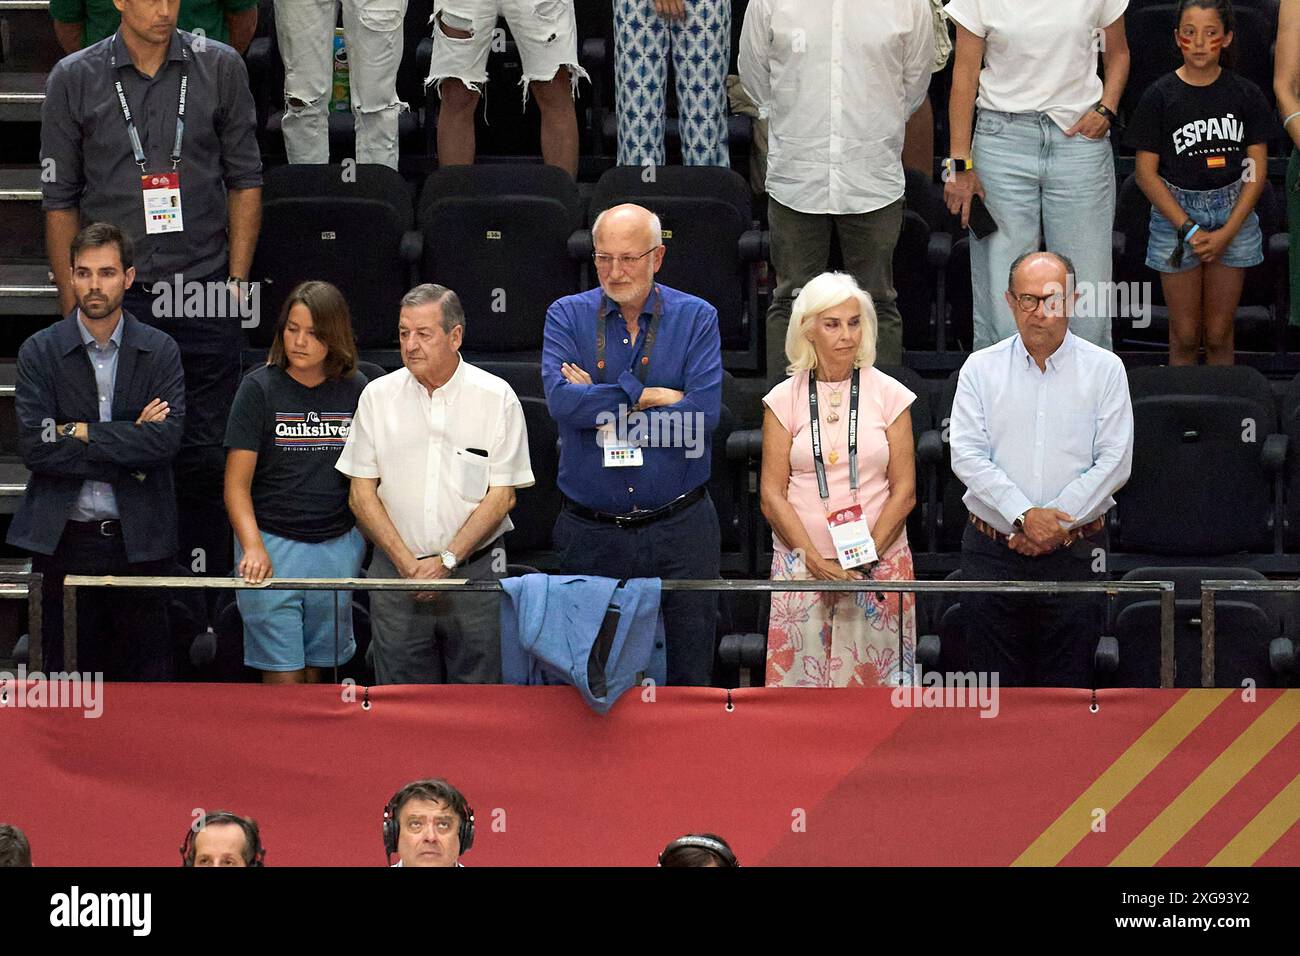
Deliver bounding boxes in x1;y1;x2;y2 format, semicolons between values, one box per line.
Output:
450;447;490;502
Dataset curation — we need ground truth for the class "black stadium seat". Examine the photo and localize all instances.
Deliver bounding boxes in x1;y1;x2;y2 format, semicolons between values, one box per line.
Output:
1117;366;1287;555
508;396;563;561
1277;371;1300;549
251;164;420;349
1111;566;1290;688
581;166;766;369
418;165;583;356
1121;3;1278;122
934;370;967;553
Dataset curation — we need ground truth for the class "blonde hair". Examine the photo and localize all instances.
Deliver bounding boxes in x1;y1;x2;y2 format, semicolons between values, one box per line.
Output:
784;272;878;375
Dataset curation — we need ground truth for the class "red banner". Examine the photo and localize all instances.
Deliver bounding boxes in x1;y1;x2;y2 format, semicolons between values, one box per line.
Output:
2;684;1296;866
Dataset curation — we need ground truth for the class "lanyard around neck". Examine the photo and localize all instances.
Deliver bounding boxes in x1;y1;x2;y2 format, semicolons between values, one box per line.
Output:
807;367;860;502
110;32;189;173
594;287;663;385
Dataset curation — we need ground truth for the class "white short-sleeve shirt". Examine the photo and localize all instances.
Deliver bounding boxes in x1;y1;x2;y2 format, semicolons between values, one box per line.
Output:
944;0;1128;131
335;358;535;559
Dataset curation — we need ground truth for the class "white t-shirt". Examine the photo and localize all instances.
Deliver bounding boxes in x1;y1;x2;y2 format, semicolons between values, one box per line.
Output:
335;358;535;560
944;0;1128;131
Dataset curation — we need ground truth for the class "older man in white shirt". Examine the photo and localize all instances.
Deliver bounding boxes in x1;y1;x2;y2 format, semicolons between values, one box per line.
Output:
950;251;1133;687
740;0;933;383
336;284;535;684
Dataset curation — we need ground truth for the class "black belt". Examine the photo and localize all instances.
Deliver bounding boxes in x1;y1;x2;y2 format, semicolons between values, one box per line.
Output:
564;486;707;529
66;519;122;537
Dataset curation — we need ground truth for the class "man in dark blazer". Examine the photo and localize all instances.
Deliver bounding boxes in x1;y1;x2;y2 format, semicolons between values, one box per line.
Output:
8;222;185;679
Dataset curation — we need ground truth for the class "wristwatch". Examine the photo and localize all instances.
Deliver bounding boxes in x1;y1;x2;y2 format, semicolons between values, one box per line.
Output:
1013;512;1027;531
61;422;78;439
439;550;459;571
226;275;254;308
943;156;975;173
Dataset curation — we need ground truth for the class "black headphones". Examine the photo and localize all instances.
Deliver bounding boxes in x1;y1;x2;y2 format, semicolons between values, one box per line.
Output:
180;812;266;867
658;835;740;868
382;779;475;861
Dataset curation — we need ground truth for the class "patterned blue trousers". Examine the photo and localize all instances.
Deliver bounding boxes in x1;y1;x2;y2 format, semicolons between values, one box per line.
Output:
614;0;731;167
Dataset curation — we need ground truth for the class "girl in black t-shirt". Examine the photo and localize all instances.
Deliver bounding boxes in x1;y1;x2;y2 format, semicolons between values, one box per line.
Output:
223;281;368;683
1127;0;1273;365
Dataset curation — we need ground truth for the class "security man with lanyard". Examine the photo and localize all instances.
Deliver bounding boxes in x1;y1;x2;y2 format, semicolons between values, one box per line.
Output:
40;0;262;582
542;203;724;686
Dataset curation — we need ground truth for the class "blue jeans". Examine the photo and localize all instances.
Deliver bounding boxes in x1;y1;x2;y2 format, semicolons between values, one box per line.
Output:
970;110;1116;350
1146;180;1264;273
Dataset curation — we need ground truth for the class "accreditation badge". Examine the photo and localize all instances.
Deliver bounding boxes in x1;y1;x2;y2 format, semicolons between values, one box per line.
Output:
827;504;877;570
599;421;644;468
141;172;184;234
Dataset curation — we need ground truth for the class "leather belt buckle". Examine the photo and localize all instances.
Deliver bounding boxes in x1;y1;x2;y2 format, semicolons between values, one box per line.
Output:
98;520;119;537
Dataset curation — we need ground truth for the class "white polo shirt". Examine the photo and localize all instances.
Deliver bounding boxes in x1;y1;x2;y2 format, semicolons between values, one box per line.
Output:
335;357;535;559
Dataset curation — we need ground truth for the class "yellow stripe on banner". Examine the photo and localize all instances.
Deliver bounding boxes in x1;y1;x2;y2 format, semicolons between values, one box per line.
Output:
1111;692;1300;867
1013;691;1229;867
1207;772;1300;867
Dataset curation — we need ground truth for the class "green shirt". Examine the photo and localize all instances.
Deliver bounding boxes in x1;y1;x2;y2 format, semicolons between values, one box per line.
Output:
49;0;258;48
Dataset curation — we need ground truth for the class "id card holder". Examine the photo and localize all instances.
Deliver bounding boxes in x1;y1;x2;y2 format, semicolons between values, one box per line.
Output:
142;172;184;234
599;423;643;468
827;504;877;570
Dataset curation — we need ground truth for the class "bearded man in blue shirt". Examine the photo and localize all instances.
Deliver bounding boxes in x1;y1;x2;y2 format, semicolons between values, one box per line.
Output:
542;203;723;687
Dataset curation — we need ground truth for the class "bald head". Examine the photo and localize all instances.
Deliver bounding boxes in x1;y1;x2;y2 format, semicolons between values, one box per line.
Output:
592;203;662;250
592;203;666;313
1007;251;1075;294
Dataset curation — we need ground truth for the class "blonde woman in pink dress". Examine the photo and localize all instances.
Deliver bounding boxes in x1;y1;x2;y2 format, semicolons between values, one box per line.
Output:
760;272;918;687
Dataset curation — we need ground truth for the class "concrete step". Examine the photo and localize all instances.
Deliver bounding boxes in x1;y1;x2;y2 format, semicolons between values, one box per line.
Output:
0;261;57;315
0;4;62;73
0;71;45;122
0;166;44;260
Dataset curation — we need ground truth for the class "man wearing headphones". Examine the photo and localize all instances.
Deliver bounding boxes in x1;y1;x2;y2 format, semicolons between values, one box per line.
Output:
383;778;475;868
180;811;265;867
658;833;740;868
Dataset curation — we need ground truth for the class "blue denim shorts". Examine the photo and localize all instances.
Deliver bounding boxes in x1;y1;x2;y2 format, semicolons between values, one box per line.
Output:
235;527;366;671
1146;180;1264;273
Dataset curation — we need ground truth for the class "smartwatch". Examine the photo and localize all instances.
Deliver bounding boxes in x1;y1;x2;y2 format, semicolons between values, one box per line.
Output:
439;550;459;571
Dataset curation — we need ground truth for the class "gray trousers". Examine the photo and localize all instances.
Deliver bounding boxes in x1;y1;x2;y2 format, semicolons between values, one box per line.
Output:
367;543;505;685
765;196;905;386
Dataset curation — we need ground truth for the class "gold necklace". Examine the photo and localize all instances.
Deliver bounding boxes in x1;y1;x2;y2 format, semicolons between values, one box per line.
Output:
821;378;848;423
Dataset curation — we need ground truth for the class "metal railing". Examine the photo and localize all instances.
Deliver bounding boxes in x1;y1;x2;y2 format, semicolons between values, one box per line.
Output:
60;576;1177;686
1200;580;1300;689
0;571;41;669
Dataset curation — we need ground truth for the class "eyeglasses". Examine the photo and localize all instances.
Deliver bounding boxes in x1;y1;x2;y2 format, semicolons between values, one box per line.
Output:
1009;291;1068;316
593;247;659;270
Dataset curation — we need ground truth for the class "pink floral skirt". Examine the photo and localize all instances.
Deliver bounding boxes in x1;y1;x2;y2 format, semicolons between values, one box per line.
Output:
765;546;917;687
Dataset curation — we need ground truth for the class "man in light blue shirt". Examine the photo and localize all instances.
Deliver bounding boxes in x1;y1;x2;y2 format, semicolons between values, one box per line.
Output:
950;251;1133;687
70;315;124;523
